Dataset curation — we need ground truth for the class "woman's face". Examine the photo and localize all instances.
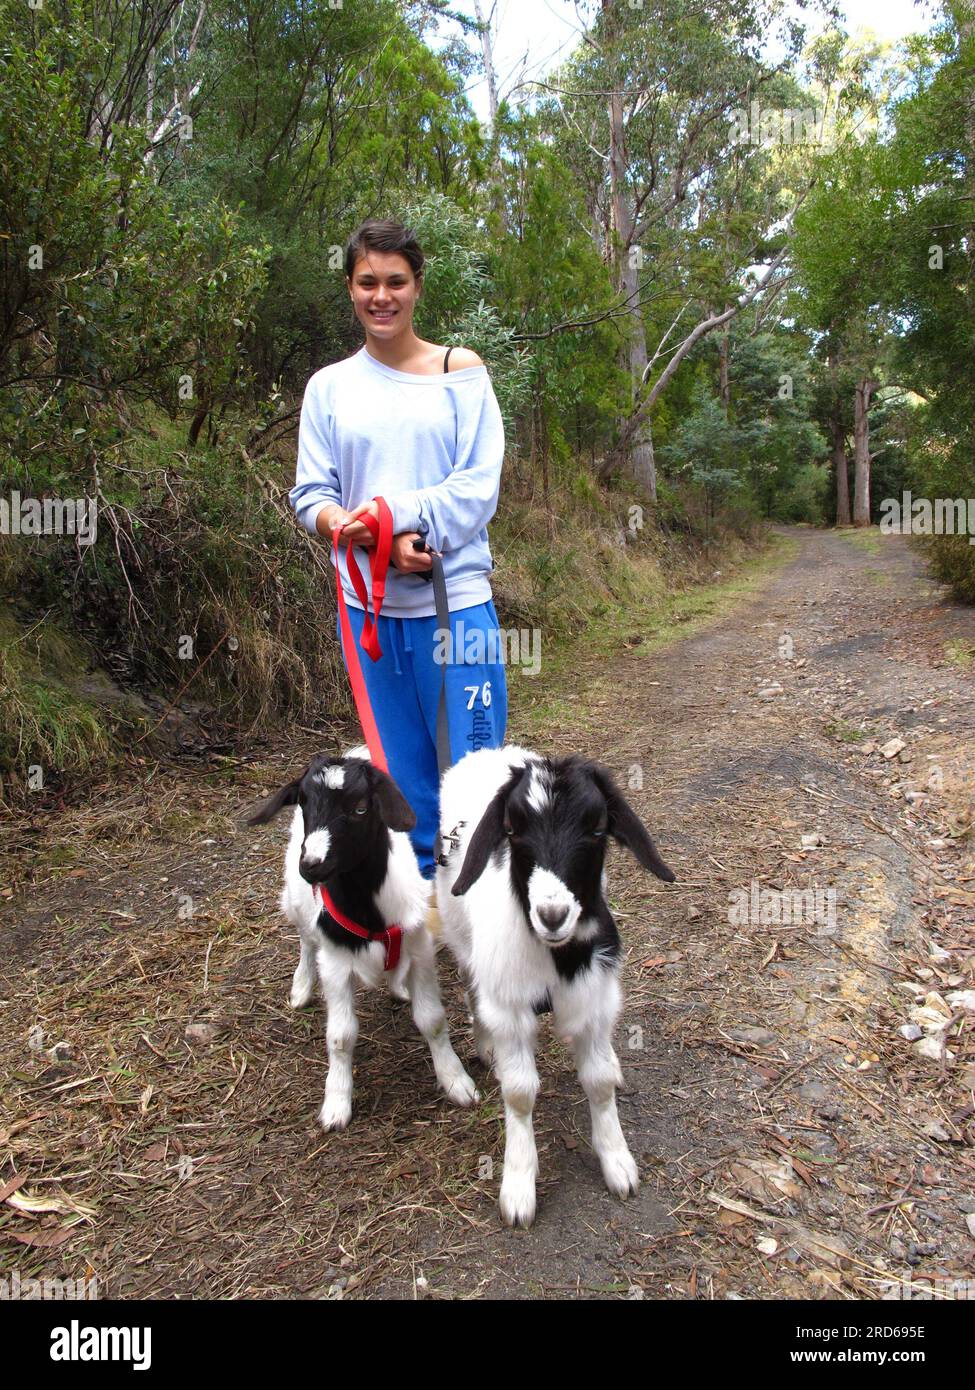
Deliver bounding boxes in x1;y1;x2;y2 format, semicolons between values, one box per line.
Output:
347;250;420;338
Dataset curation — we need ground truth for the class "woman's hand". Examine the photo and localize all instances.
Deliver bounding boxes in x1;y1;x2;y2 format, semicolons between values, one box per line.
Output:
391;533;434;573
340;499;381;548
316;503;355;540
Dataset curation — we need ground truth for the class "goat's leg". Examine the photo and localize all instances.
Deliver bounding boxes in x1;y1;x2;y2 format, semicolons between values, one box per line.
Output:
387;957;411;1003
569;1024;639;1199
406;933;479;1107
467;991;495;1068
491;1012;541;1227
455;970;494;1067
441;926;492;1065
289;930;318;1009
317;956;358;1132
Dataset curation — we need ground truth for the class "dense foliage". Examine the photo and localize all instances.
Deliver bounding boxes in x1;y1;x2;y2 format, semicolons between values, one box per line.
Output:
1;0;973;788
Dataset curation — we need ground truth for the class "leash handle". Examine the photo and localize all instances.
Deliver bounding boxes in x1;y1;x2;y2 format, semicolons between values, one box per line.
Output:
334;497;393;661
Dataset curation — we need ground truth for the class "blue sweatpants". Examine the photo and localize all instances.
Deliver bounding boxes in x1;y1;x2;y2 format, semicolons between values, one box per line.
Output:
336;599;508;879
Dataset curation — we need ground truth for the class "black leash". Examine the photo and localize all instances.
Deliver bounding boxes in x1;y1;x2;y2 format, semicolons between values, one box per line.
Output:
413;538;452;864
424;345;458;865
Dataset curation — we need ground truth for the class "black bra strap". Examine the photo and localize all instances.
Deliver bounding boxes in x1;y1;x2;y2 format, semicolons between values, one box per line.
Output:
443;347;453;372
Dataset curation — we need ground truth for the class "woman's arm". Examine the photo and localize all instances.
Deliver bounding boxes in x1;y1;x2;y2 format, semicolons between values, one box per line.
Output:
289;373;344;537
383;372;505;554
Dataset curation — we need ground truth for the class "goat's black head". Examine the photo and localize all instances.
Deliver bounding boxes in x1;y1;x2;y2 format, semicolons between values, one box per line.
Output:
451;756;675;948
247;754;415;883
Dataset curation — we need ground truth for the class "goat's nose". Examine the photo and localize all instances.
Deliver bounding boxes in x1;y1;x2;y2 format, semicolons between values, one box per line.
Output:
538;903;570;932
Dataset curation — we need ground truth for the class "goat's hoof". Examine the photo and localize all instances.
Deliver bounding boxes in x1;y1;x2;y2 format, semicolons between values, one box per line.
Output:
289;982;316;1009
600;1148;640;1199
443;1069;480;1107
319;1097;352;1132
500;1175;537;1228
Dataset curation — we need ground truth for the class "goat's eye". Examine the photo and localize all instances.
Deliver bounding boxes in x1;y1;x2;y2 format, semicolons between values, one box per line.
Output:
353;802;367;816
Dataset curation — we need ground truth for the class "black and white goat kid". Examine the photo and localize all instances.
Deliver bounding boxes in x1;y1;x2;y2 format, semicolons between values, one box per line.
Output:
248;748;478;1132
436;746;675;1227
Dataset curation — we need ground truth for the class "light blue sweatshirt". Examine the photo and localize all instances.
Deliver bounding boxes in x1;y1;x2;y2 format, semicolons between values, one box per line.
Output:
290;346;505;617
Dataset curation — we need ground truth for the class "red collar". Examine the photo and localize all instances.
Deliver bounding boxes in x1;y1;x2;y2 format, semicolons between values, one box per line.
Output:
313;881;402;972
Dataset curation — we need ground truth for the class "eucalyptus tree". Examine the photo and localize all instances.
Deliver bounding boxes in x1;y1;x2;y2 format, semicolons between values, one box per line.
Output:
786;24;914;526
481;104;626;488
877;1;975;591
526;0;816;499
792;134;899;524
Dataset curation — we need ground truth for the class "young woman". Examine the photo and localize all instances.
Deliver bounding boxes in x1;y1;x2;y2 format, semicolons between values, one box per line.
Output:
289;218;508;880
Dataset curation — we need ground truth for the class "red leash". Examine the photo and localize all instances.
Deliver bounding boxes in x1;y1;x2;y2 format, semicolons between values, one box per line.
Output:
323;496;402;969
332;497;393;773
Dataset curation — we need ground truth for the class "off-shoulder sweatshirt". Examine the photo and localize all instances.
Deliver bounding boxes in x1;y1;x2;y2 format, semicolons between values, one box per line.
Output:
289;346;505;617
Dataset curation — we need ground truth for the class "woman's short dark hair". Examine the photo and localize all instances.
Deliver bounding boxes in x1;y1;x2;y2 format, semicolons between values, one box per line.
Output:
344;219;425;282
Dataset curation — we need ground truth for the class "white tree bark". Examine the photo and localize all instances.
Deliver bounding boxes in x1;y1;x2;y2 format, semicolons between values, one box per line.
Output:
853;377;876;527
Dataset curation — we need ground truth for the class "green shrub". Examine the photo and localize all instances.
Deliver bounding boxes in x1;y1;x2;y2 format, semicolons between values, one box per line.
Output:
920;534;975;603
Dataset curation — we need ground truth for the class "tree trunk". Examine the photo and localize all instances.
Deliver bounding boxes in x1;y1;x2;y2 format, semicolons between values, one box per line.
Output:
146;48;155;130
833;419;851;526
628;428;657;497
188;404;210;446
621;249;659;496
827;346;850;525
853;378;874;526
718;318;730;415
605;34;658;499
472;0;508;234
537;394;550;506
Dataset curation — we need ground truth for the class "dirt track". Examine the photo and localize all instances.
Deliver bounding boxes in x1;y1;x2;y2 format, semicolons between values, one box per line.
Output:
2;527;974;1299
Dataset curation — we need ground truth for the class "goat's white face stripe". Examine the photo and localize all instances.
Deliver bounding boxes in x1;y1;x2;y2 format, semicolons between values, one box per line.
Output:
526;769;552;814
303;828;331;863
527;865;581;945
317;766;345;789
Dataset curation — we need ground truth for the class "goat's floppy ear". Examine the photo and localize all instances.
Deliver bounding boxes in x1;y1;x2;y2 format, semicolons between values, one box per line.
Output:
371;768;416;832
246;776;303;825
590;764;676;882
451;788;508;896
452;765;530;896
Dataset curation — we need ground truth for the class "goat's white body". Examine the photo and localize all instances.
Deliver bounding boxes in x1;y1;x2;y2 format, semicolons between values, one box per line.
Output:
280;801;477;1132
437;745;639;1227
